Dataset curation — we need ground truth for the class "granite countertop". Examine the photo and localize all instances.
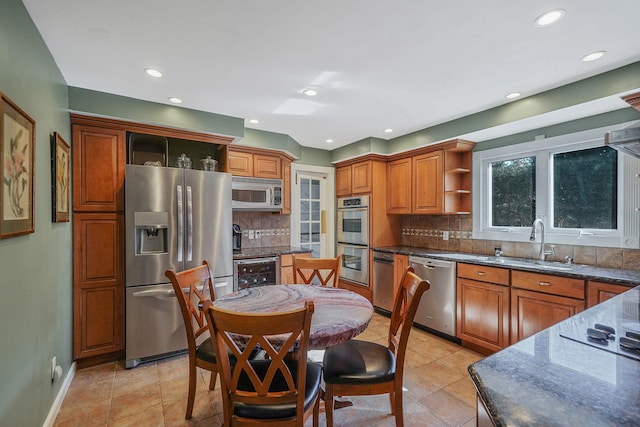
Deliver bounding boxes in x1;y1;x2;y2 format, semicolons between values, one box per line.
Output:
232;246;312;260
468;287;640;426
372;246;640;288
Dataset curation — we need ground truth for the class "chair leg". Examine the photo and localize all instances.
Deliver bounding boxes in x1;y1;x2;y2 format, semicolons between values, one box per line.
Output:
324;384;335;427
389;390;395;414
208;371;217;390
313;394;320;427
394;383;404;427
186;363;196;419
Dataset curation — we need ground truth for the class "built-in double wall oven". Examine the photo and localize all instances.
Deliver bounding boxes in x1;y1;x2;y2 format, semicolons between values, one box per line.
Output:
336;195;369;286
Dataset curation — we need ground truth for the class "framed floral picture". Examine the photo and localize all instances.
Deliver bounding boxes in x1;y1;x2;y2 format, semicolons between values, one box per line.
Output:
1;93;35;239
51;132;70;222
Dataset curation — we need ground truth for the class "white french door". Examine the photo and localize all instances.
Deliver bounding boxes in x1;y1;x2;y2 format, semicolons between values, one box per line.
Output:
291;165;335;258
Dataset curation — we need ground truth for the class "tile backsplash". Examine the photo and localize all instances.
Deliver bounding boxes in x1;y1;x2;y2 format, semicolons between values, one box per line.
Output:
400;214;640;271
232;211;291;249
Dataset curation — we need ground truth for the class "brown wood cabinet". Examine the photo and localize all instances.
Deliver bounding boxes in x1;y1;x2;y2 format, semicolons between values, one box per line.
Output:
587;280;629;307
413;150;443;214
336;160;372;196
228;150;253;176
72;125;126;212
73;213;124;360
281;158;292;214
386;158;412;214
457;263;510;353
280;252;312;284
71;114;233;365
254;153;281;179
511;270;585;342
386;139;474;215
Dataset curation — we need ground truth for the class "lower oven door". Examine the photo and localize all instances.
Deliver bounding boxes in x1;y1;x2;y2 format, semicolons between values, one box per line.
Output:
337;243;369;286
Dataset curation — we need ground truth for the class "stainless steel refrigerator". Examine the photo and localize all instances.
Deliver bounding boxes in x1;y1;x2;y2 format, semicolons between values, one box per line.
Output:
124;164;233;368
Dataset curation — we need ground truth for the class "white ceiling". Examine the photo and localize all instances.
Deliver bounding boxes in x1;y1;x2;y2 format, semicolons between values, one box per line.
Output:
22;0;640;150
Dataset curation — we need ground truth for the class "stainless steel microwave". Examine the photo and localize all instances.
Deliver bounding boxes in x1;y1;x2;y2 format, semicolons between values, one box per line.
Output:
231;176;282;211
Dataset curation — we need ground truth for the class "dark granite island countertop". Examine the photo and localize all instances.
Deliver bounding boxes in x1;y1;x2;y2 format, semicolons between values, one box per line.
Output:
469;287;640;426
232;246;312;260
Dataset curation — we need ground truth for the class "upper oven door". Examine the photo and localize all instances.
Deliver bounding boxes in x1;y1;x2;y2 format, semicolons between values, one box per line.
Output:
337;207;369;245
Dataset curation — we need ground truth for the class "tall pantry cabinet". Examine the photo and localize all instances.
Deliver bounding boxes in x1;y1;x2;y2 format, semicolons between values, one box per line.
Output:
71;114;233;366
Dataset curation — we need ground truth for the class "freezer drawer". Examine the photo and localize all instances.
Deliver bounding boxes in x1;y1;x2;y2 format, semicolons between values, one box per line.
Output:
125;283;186;368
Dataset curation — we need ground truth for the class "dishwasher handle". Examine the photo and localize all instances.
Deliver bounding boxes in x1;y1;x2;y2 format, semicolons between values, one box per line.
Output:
373;257;394;265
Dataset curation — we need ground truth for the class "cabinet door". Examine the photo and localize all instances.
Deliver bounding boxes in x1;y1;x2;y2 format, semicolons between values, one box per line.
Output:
387;158;412;214
228;150;253;176
393;254;409;298
72;125;126;212
73;213;125;359
510;288;584;343
412;150;443;214
254;154;281;179
352;161;372;194
587;281;629;307
457;278;510;352
281;158;292;214
336;166;352;196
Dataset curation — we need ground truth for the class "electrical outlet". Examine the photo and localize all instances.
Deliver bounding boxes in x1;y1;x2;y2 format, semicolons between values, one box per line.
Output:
248;230;254;239
51;357;56;382
255;230;261;239
442;231;449;241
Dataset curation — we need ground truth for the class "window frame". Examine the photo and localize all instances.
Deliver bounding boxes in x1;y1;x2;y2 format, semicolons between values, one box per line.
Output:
472;123;640;249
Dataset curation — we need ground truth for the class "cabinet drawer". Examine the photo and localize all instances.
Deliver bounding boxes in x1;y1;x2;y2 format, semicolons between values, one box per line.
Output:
457;263;509;285
512;270;584;299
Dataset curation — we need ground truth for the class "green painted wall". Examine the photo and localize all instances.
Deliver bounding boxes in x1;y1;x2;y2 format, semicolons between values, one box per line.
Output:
68;86;245;139
0;0;72;425
330;61;640;161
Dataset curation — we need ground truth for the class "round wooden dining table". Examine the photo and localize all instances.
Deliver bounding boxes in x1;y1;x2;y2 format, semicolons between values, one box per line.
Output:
211;284;374;349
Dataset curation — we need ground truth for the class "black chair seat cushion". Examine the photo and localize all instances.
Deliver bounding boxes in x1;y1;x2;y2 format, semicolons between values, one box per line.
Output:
322;340;396;385
233;360;322;420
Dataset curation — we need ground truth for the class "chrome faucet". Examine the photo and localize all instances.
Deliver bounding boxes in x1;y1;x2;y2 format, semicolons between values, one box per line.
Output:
530;219;554;261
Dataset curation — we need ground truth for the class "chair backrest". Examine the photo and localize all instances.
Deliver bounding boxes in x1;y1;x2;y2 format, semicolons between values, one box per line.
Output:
203;300;315;425
165;260;216;351
292;255;341;287
388;266;430;374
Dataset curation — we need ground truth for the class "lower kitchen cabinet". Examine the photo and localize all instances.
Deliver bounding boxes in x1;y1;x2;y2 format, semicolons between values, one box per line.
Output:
73;213;125;360
456;263;510;353
510;288;584;343
587;280;629;307
280;252;311;284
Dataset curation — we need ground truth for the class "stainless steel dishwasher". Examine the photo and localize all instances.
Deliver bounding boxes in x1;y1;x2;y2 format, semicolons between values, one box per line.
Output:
373;251;395;312
409;255;457;339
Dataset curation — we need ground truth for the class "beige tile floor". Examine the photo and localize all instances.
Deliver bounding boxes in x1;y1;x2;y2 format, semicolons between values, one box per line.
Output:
54;313;483;427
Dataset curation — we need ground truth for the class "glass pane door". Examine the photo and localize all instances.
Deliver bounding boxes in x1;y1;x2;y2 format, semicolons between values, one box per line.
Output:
299;176;322;257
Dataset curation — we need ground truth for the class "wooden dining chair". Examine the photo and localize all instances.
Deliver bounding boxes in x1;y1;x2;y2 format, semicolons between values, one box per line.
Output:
292;254;341;287
203;299;322;427
165;260;220;420
322;266;430;427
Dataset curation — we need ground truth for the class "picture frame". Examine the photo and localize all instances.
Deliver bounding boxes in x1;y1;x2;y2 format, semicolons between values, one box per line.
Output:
51;132;70;222
1;93;35;239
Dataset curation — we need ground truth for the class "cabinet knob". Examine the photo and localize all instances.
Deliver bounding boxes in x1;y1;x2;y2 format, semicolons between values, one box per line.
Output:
477;271;487;276
538;281;551;286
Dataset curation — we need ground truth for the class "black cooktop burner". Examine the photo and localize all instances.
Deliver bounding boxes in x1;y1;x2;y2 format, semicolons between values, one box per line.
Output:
558;288;640;361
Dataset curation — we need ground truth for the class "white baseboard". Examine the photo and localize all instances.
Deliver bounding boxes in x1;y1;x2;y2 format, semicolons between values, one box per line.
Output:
43;361;76;427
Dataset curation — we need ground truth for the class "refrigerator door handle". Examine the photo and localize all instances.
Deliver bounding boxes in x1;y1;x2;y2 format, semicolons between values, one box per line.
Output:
186;185;193;262
177;185;184;262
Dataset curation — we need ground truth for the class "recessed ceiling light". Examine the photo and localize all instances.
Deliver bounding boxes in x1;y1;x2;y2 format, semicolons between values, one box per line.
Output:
506;92;521;99
303;89;318;97
145;68;162;78
326;139;334;143
248;119;259;124
534;9;565;27
168;97;182;104
384;128;393;134
582;51;606;62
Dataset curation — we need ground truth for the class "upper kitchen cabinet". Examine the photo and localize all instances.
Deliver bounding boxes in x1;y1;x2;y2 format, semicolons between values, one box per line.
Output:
73;125;126;212
336;159;374;196
386;139;474;215
228;146;282;179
